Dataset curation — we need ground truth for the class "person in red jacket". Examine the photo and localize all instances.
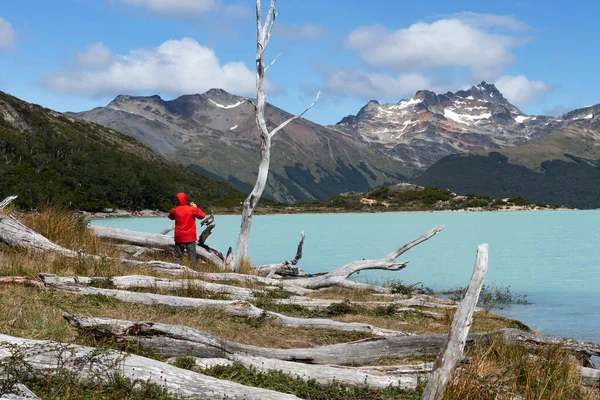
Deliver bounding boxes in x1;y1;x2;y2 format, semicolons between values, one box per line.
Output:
168;192;205;269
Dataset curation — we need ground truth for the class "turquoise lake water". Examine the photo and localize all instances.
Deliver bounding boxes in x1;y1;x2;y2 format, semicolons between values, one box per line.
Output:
92;210;600;344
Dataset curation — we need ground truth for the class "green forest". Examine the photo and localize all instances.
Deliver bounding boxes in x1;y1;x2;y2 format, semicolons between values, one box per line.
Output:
0;91;247;211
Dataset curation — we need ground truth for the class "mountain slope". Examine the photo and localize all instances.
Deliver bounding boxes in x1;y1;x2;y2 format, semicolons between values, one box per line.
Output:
71;89;409;203
0;90;246;211
416;106;600;208
334;82;566;171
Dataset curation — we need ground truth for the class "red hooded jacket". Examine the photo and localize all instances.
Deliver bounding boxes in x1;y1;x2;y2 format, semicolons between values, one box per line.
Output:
168;193;205;243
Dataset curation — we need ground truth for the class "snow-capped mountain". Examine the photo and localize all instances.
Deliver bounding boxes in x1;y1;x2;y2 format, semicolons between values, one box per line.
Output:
334;81;560;170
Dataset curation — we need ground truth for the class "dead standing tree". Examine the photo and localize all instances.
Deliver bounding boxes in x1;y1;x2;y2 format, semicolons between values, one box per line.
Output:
232;0;320;271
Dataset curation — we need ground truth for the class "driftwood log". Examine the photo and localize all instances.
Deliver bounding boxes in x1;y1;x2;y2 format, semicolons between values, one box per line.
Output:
0;214;78;257
66;315;456;365
272;294;460;310
284;225;444;291
256;231;308;278
0;334;299;399
0;195;18;210
40;277;408;337
171;354;420;390
91;225;224;266
423;243;489;400
91;225;444;292
0;383;40;400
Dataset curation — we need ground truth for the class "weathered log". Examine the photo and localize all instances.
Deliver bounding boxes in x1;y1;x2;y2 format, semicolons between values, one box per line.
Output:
91;225;223;266
0;195;18;211
502;328;600;359
0;383;40;400
256;231;308;278
159;225;174;235
272;294;460;310
285;225;444;291
581;367;600;388
423;243;489;400
0;334;299;399
41;277;408;337
0;215;78;256
40;274;259;300
171;354;420;390
66;315;457;365
0;276;46;290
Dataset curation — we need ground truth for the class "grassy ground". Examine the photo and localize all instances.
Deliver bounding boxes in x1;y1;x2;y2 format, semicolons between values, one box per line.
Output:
1;208;598;399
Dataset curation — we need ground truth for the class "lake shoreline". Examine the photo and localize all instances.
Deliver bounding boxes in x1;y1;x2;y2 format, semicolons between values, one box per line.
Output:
81;205;575;220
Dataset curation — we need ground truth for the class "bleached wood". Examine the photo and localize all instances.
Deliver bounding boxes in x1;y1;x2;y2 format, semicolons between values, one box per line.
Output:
0;383;40;400
502;328;600;358
42;278;408;336
233;0;319;271
256;230;308;278
0;215;78;256
40;274;257;300
181;354;419;390
66;315;459;365
580;367;600;388
0;334;299;400
272;294;460;310
0;276;46;290
287;225;444;290
91;225;223;266
423;243;489;400
0;195;18;210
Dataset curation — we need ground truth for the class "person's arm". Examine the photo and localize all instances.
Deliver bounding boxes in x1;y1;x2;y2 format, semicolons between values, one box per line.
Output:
168;208;176;220
193;206;205;219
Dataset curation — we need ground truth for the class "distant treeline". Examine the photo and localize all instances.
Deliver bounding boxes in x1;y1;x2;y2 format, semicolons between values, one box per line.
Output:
0;91;247;211
416;152;600;209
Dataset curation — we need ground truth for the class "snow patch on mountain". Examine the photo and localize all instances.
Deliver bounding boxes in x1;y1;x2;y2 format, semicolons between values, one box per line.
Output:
208;98;244;109
444;108;491;124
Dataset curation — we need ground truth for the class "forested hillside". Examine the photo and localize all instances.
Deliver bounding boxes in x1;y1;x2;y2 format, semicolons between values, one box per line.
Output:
0;91;247;211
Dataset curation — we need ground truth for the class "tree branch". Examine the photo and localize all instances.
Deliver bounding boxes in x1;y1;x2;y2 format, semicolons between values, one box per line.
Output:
269;91;321;138
264;52;281;72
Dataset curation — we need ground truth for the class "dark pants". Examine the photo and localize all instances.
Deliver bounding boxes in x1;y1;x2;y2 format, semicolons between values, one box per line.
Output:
174;242;197;269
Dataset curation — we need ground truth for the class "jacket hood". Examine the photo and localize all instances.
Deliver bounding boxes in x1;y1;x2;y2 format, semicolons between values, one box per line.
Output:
176;192;188;206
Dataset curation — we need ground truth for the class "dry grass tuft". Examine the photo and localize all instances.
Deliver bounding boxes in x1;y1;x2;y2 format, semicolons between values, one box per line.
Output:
444;335;600;400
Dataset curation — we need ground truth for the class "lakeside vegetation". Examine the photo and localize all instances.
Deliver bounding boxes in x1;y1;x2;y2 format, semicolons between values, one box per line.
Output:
1;208;597;399
288;183;558;214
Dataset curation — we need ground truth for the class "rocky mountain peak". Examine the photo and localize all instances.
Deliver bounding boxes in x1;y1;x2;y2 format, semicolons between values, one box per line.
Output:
107;94;164;111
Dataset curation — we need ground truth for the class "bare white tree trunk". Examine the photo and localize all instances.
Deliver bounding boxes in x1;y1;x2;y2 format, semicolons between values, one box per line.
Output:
232;0;319;271
422;244;489;400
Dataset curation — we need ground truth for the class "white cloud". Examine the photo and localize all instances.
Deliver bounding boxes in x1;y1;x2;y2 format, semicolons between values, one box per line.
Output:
495;75;551;106
276;23;328;40
325;69;434;99
346;14;528;80
45;38;257;97
75;42;115;69
0;17;16;49
452;11;532;32
118;0;249;18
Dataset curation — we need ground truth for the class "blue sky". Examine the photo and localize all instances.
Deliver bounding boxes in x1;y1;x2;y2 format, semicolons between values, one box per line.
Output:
0;0;598;125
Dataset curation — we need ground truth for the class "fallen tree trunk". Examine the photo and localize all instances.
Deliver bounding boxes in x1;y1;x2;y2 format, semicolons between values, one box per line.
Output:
172;354;420;390
40;278;408;337
0;195;18;211
256;231;309;278
0;383;40;400
272;294;460;310
502;328;600;359
0;334;299;399
423;243;489;400
41;274;259;300
91;225;224;267
0;214;78;256
66;315;454;365
285;226;444;291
